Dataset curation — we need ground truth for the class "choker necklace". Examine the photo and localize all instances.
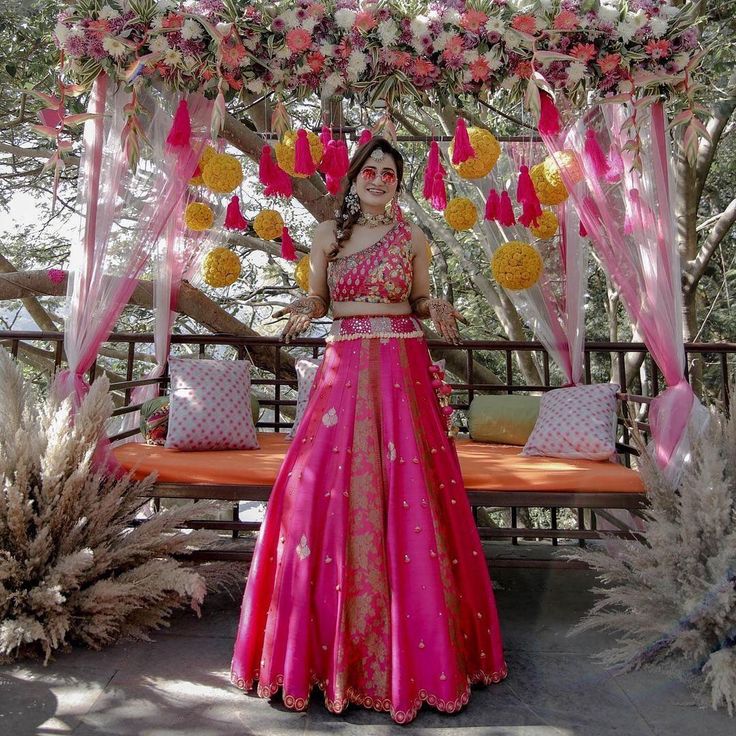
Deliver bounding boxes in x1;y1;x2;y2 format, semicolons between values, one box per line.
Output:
356;210;395;227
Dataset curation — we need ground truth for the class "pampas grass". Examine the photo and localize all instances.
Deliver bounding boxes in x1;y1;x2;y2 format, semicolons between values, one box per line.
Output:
569;393;736;715
0;348;243;663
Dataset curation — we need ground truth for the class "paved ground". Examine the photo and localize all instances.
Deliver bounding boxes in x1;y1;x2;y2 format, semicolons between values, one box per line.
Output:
1;561;733;736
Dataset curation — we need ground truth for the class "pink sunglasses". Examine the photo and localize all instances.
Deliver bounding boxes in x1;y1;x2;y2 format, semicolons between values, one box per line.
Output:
360;166;398;185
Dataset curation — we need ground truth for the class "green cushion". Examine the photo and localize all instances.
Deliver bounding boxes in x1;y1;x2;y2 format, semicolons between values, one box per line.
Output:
467;394;541;446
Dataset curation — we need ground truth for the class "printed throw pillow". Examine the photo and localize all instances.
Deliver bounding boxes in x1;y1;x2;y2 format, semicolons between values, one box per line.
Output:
165;358;259;451
468;394;541;446
287;357;323;439
521;383;620;461
140;396;170;446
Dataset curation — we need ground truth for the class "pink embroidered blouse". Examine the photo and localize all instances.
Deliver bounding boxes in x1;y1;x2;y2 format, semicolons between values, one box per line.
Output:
327;221;414;304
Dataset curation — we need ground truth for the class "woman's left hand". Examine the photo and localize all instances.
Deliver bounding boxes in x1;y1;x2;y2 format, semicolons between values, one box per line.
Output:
427;298;468;345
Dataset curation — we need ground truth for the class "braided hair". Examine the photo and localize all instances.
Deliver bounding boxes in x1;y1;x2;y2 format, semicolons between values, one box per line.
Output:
328;136;404;260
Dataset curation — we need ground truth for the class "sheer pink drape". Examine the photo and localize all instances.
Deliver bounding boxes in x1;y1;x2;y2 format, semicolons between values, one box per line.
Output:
57;81;210;411
541;102;701;480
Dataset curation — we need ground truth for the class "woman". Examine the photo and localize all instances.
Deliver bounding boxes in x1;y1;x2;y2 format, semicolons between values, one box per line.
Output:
231;137;506;723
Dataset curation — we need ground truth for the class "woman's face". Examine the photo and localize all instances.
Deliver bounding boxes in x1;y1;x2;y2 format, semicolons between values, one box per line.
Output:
354;151;399;210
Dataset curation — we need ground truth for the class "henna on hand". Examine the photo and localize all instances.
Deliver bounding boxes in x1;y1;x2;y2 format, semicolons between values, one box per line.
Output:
427;297;466;345
275;295;328;343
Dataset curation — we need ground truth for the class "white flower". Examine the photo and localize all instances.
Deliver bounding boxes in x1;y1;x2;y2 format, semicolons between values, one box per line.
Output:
649;17;668;38
462;69;473;83
598;4;620;24
566;62;587;85
661;4;680;19
617;20;637;43
504;29;523;50
537;0;554;10
483;49;502;71
275;45;292;59
322;71;345;98
485;17;504;35
334;9;357;30
302;17;317;34
279;10;299;29
410;16;429;38
98;4;120;19
377;19;399;47
296;63;311;76
346;50;368;81
151;15;164;30
464;49;479;63
182;55;198;71
156;0;175;11
270;68;286;84
319;42;335;57
102;36;127;58
181;19;203;40
149;34;170;54
54;22;69;44
433;31;451;51
163;48;182;67
672;52;690;71
243;35;259;51
442;9;461;27
631;10;648;28
246;78;265;94
216;22;233;34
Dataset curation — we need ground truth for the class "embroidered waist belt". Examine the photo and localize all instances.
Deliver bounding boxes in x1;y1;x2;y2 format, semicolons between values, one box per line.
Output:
326;315;424;343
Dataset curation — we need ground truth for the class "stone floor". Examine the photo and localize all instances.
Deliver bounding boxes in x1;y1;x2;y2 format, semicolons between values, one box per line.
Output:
1;562;733;736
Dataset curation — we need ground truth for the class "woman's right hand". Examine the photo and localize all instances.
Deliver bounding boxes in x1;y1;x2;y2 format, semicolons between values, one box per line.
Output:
273;295;327;343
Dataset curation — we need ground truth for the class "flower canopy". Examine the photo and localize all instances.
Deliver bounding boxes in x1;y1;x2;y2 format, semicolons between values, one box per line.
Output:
56;0;701;115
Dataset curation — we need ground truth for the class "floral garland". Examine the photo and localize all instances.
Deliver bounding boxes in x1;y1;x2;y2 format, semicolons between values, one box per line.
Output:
54;0;702;113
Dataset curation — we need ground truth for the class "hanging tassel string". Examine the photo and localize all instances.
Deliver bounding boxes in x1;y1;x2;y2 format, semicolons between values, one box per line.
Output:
294;128;317;175
451;117;475;164
485;189;500;221
584;129;610;179
166;99;192;149
280;226;297;261
538;91;561;136
498;191;516;227
224;195;248;231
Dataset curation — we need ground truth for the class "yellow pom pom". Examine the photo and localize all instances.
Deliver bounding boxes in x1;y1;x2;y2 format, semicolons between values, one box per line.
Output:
450;128;501;179
202;153;243;194
189;145;217;186
529;210;559;240
294;254;310;292
543;150;583;187
491;241;543;291
253;208;284;241
530;162;569;205
184;202;214;231
202;247;241;287
275;130;324;178
444;197;478;231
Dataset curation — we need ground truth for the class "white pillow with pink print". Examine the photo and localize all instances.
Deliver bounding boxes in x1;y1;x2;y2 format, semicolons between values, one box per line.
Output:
165;358;259;451
521;383;619;461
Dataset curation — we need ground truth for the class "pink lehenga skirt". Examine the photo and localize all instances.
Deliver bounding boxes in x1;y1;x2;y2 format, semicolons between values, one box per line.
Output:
231;315;507;724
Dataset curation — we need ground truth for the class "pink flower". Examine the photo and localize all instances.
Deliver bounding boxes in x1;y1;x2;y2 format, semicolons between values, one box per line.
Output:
468;56;491;82
221;38;246;68
86;19;111;32
286;27;312;53
382;49;412;69
161;13;184;29
442;35;465;59
553;10;579;30
413;58;436;78
460;9;488;33
511;14;538;35
597;52;622;74
307;3;326;18
570;43;597;64
306;50;325;72
645;39;672;59
47;268;65;284
354;11;377;32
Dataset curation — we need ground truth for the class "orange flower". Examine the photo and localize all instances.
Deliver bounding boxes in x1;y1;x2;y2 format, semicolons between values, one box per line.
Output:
307;3;325;18
161;13;183;29
443;36;465;59
286;27;312;53
597;52;622;74
514;60;533;79
645;39;672;59
570;43;597;64
354;11;377;32
553;10;579;30
413;58;436;78
468;57;491;82
221;38;246;68
460;9;488;33
307;50;325;72
511;14;538;35
384;49;412;69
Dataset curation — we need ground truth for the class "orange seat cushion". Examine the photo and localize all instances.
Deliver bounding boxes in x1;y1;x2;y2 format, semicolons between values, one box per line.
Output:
113;433;643;494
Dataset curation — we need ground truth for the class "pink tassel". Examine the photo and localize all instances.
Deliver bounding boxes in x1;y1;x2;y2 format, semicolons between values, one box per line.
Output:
224;196;248;231
258;145;277;187
430;171;447;211
319;124;332;148
498;191;516;227
423;141;440;200
166;99;191;148
485;189;500;221
516;165;543;227
606;145;624;183
294;128;316;175
326;175;342;195
451;117;475;164
584;129;609;179
538;91;561;136
265;166;293;198
335;140;350;175
281;226;297;261
519;198;543;228
579;219;587;237
358;129;373;146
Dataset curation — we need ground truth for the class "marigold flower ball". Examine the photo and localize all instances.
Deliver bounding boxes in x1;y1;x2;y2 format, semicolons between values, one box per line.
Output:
529;210;559;239
189;145;218;185
530;162;569;205
253;209;284;240
294;254;310;292
184;202;215;231
202;152;243;194
275;130;324;178
202;247;241;287
444;197;478;231
450;128;501;179
491;241;544;291
543;150;583;187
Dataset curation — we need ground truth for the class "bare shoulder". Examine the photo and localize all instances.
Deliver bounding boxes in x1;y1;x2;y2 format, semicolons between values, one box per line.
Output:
313;219;338;254
407;222;428;255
